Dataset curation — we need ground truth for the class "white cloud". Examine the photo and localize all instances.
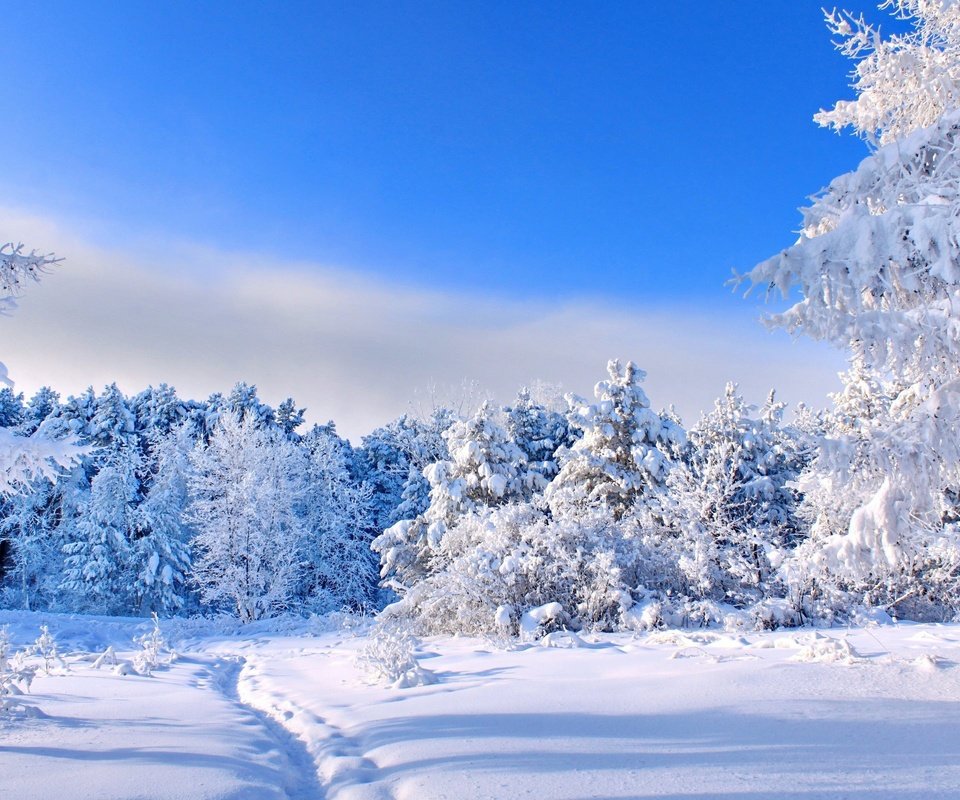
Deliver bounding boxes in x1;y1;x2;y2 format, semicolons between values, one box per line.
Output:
0;207;845;441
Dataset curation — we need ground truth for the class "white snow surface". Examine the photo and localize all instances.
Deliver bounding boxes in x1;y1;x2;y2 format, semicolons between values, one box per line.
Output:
2;611;960;799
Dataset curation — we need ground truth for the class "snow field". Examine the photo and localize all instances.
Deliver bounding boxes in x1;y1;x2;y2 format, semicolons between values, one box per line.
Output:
3;612;960;800
0;613;323;800
237;623;960;800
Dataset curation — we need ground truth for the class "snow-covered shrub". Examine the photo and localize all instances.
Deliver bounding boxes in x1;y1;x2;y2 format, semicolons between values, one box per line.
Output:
133;614;171;676
29;624;65;675
519;602;570;641
0;627;35;714
390;503;635;635
355;617;435;688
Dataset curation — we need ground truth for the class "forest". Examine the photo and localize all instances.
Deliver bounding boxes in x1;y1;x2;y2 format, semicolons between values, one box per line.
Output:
3;1;960;636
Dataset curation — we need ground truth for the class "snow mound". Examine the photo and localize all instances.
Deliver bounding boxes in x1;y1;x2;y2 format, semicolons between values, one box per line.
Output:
912;654;949;672
791;635;863;665
539;630;587;649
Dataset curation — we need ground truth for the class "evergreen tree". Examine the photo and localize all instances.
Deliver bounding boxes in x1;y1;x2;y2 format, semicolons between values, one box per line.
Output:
742;4;960;615
665;384;802;606
300;425;378;611
504;388;574;499
545;360;685;522
0;390;24;429
374;402;526;590
19;388;60;436
276;397;306;438
61;445;142;613
132;428;193;614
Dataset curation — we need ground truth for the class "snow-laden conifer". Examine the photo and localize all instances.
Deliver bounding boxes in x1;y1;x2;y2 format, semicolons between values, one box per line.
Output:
546;360;684;521
665;384;802;608
374;402;526;591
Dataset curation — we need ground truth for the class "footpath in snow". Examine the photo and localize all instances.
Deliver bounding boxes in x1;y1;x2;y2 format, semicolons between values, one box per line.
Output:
2;611;960;799
0;613;323;800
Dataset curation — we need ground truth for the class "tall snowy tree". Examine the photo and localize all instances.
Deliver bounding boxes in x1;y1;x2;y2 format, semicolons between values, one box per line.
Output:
61;443;143;613
187;412;304;622
59;385;145;611
742;4;960;617
132;427;194;615
300;425;378;612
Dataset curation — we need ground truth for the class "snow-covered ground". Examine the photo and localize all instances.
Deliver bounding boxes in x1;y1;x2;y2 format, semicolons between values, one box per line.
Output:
2;611;959;799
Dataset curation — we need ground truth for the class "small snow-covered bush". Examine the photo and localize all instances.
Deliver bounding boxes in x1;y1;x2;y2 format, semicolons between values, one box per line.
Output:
0;627;36;714
355;618;435;688
133;614;172;676
29;625;65;675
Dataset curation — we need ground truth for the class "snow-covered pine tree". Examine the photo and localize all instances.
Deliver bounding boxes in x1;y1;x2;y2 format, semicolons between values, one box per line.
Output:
299;425;378;612
275;397;306;439
224;382;275;430
132;427;193;615
373;401;526;591
61;442;143;613
132;384;187;443
504;388;574;500
665;383;802;608
545;360;685;522
387;409;455;526
0;390;24;429
742;4;960;616
59;385;144;611
187;412;304;622
357;416;420;535
357;410;455;535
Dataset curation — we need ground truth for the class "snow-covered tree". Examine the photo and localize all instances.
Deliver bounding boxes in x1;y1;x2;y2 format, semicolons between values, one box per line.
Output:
742;5;960;617
545;360;685;522
357;410;454;535
132;428;193;614
373;401;527;591
504;388;574;499
275;397;306;438
815;2;960;145
300;425;378;612
224;382;275;430
187;413;304;622
61;443;143;613
133;384;187;442
665;384;802;607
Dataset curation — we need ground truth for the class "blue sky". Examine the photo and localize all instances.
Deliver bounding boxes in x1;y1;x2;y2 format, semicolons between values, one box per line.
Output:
2;1;882;298
0;2;893;436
